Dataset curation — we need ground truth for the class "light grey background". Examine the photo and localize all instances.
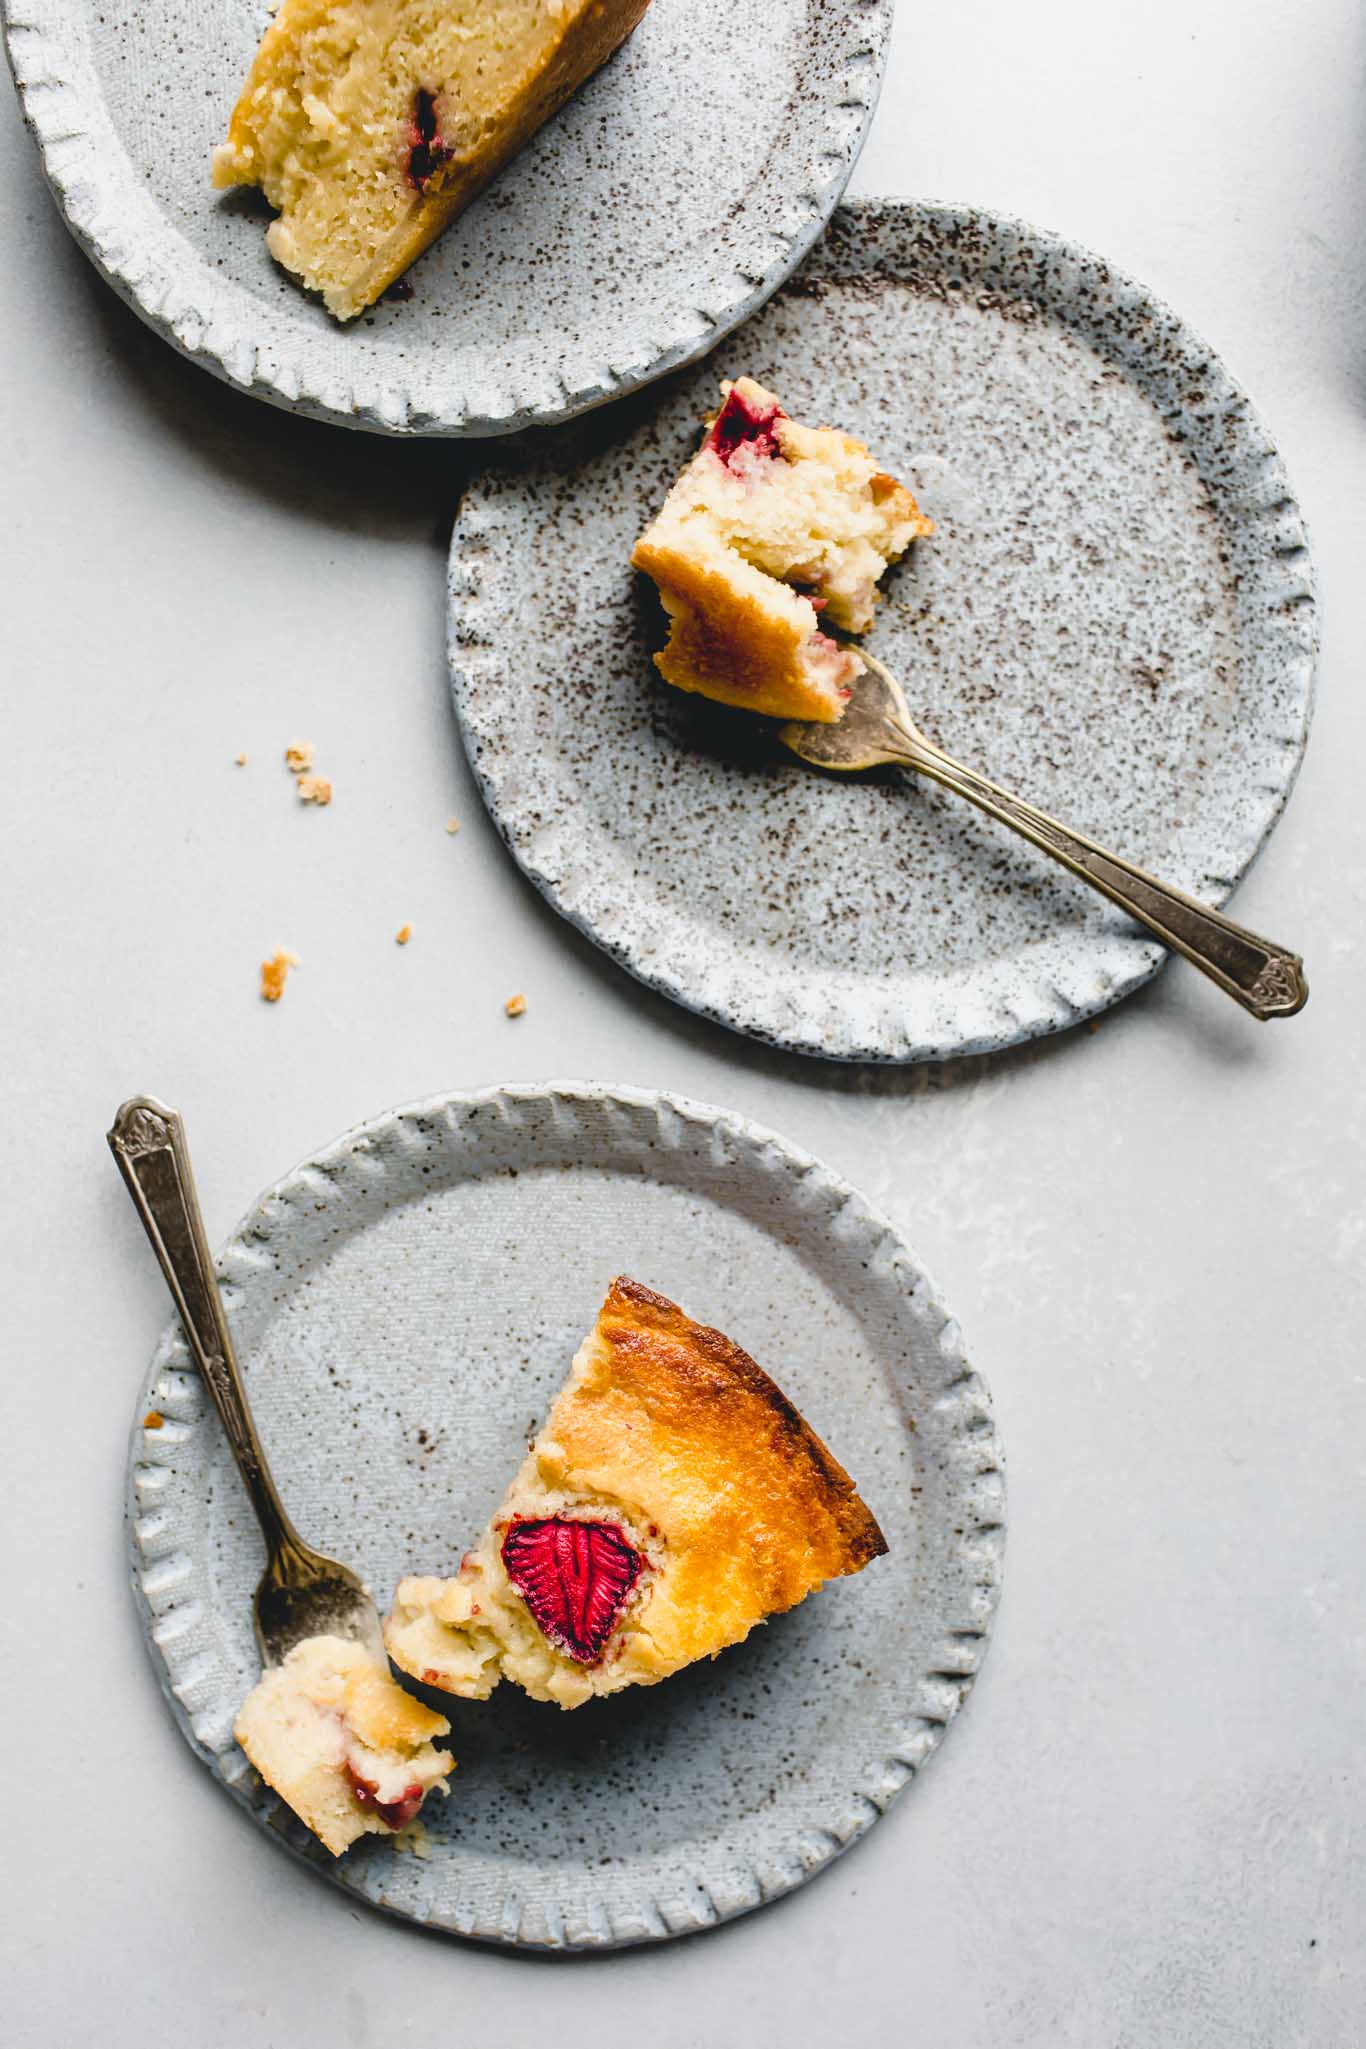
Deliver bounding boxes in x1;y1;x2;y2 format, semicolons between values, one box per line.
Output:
2;1;1362;2042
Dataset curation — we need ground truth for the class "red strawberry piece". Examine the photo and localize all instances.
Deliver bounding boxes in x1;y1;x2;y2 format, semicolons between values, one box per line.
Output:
405;89;454;193
344;1763;425;1830
705;385;785;469
501;1518;644;1664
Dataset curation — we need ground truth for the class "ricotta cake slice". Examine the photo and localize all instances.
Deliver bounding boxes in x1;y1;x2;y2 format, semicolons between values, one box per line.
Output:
235;1634;453;1854
214;0;652;319
385;1277;887;1710
631;377;933;722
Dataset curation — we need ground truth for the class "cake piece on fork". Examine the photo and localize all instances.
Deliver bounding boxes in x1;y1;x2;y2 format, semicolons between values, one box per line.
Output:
235;1634;453;1854
631;378;932;722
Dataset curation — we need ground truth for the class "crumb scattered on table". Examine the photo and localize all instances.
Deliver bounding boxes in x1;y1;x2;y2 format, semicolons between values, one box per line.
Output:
285;741;315;775
396;924;412;945
445;817;460;835
261;949;299;1003
297;774;332;806
143;1410;165;1430
504;992;527;1018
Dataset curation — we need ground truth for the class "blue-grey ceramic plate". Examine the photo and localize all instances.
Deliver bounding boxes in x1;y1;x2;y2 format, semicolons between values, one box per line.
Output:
4;0;891;433
128;1081;1005;1948
449;199;1316;1059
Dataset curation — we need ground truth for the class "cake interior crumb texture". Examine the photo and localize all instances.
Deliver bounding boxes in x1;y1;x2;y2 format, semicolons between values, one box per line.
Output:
214;0;653;318
631;377;932;722
234;1635;453;1856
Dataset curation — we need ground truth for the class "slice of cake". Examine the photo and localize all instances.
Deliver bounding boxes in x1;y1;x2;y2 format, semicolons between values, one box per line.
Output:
235;1634;453;1855
385;1277;887;1710
631;378;933;723
213;0;652;320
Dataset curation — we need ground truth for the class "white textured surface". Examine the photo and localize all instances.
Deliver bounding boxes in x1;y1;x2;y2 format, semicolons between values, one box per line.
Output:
2;0;1364;2041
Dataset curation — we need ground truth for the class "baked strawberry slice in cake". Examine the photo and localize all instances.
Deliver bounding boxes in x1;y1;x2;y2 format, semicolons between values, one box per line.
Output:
631;377;933;722
213;0;651;320
234;1635;453;1855
384;1277;887;1710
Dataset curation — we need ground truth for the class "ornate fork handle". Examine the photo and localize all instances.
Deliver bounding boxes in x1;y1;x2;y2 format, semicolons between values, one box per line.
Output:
887;729;1308;1020
109;1096;304;1558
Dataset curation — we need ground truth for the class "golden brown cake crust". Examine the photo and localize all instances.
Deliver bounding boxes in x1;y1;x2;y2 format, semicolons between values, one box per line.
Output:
630;535;843;722
599;1276;887;1564
350;0;653;314
546;1276;888;1673
342;1660;450;1751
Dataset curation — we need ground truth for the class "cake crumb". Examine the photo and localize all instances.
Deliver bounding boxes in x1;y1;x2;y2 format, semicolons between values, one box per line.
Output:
504;992;527;1018
143;1410;165;1430
285;741;314;775
396;924;413;945
261;950;299;1003
445;817;460;834
298;774;332;806
235;752;248;766
391;1818;433;1859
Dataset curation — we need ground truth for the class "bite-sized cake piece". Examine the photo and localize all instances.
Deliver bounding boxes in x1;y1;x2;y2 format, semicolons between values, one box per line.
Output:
631;377;933;723
385;1276;887;1710
213;0;652;320
234;1634;453;1855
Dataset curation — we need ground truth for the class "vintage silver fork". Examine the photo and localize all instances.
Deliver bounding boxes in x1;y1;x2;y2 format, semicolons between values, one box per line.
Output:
110;1095;384;1665
780;651;1308;1021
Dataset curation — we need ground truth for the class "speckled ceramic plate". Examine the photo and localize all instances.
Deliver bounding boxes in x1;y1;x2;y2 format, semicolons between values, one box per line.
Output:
127;1081;1004;1949
3;0;891;435
449;199;1317;1060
